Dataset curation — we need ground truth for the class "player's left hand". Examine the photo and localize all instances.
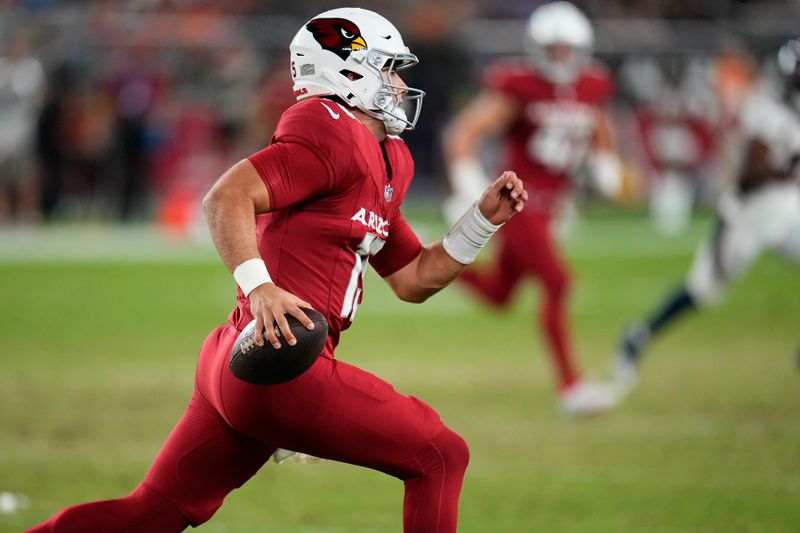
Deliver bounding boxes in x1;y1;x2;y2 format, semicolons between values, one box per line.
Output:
248;283;315;349
477;170;527;225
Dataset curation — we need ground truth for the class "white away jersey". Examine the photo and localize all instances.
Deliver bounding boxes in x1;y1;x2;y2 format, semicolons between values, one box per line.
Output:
740;90;800;175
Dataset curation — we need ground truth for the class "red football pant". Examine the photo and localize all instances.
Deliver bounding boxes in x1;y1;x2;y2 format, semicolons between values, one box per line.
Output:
27;325;469;533
459;210;580;389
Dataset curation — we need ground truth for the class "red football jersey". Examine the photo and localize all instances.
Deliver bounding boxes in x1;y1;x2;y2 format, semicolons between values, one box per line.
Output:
484;60;614;195
227;98;423;357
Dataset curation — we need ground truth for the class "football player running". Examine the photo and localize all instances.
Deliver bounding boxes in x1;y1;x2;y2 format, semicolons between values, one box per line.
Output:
444;1;621;415
613;39;800;397
27;8;526;533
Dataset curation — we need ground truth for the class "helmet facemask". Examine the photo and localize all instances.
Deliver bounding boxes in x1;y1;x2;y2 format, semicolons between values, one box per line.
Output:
528;42;590;86
350;49;425;135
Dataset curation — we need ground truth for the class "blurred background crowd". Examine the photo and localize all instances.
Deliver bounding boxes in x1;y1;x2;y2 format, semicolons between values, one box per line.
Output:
0;0;797;234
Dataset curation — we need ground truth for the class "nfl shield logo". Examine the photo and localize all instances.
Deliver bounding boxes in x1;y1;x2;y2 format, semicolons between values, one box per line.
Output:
384;184;393;202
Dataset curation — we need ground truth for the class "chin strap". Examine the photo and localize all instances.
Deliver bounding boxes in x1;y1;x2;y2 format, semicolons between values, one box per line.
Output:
382;107;408;135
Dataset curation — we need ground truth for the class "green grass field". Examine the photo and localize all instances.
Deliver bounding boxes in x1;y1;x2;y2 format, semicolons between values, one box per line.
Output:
1;211;798;532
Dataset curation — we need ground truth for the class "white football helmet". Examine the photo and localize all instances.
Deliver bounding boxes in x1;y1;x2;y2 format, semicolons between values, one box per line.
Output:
524;1;594;85
290;7;425;135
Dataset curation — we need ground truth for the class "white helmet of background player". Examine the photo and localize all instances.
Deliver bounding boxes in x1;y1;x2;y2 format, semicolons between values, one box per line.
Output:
524;1;594;85
290;7;425;135
777;38;800;109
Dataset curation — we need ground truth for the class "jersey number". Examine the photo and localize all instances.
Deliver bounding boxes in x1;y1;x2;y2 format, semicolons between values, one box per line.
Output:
527;124;589;173
340;233;383;322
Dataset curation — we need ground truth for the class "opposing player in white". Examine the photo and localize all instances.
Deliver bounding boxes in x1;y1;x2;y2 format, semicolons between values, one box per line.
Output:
614;39;800;395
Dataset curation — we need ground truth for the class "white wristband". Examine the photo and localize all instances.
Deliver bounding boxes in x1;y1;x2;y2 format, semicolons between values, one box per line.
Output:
588;151;622;198
442;202;503;265
233;258;272;296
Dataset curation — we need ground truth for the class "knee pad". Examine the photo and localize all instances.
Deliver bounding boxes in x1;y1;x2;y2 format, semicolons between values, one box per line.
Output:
432;427;470;475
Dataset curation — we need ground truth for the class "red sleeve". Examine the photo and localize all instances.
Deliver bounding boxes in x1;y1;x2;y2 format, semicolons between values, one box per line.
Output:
248;142;331;211
247;99;355;210
370;210;423;278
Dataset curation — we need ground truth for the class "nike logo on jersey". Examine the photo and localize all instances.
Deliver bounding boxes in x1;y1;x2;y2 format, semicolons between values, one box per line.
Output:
320;101;340;120
351;207;389;237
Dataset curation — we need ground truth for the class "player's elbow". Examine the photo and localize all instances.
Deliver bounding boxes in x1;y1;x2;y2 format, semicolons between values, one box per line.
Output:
201;188;218;223
393;283;437;304
201;188;216;215
403;292;431;304
399;280;446;303
202;179;229;212
202;184;237;220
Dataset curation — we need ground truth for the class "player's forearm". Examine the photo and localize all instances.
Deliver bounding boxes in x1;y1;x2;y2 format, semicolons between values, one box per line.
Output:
388;173;522;304
203;187;262;274
395;200;508;302
445;91;517;166
404;242;465;302
445;123;481;164
444;116;490;202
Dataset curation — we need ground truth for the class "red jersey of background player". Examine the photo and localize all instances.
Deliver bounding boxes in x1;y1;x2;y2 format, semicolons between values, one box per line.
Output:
226;97;423;356
484;60;614;196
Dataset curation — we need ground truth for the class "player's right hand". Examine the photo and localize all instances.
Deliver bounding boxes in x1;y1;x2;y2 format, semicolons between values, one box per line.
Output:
248;283;315;349
478;170;527;225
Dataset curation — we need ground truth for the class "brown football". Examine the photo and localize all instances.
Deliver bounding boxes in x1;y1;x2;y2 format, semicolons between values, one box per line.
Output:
229;308;328;385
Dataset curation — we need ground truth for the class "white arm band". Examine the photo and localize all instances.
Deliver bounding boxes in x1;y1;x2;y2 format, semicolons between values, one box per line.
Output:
442;202;503;265
233;258;273;296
